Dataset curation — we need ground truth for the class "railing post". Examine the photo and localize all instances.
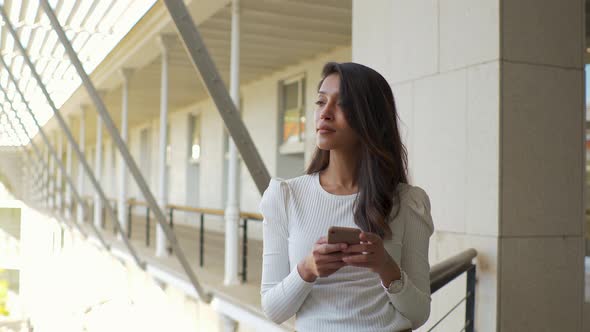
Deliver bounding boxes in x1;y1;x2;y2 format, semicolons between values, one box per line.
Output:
241;218;248;282
465;264;476;332
101;205;106;229
113;203;118;234
146;207;151;247
167;207;174;254
127;203;133;239
199;213;204;267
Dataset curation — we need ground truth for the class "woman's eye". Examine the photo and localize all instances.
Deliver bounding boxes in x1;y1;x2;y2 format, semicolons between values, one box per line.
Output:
315;100;325;106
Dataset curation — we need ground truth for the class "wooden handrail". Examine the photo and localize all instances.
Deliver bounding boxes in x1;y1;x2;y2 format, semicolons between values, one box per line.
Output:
167;203;225;216
239;211;263;221
64;196;263;220
125;199;262;220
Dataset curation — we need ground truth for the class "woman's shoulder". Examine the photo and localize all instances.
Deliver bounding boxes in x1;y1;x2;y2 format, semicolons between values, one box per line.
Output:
268;173;315;193
259;177;291;224
395;183;434;232
259;174;315;224
396;183;430;211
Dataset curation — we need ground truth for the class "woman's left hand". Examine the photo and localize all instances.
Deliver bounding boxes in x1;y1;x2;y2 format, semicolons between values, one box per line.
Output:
342;232;401;283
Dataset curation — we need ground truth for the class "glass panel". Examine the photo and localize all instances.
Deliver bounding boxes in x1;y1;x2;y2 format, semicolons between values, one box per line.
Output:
191;115;201;161
283;108;301;144
281;77;305;144
284;81;299;109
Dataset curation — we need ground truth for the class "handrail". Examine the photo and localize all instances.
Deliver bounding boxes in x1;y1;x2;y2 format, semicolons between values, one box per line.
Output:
239;211;263;221
430;248;477;294
124;198;261;281
427;248;477;332
168;203;224;216
130;199;263;220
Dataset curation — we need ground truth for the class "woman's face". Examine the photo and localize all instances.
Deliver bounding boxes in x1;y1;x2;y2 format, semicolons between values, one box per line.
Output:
315;73;359;151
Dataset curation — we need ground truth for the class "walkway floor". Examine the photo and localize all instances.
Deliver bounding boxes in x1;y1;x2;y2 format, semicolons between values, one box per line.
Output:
77;210;295;331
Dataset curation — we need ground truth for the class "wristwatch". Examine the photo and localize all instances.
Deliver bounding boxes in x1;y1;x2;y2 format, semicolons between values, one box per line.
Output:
382;269;406;294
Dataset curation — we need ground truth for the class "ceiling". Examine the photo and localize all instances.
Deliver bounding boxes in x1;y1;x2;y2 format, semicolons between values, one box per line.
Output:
0;0;158;146
48;0;352;148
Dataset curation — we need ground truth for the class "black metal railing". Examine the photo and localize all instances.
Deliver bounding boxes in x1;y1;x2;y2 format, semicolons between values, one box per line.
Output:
72;196;476;328
125;199;262;282
428;248;477;332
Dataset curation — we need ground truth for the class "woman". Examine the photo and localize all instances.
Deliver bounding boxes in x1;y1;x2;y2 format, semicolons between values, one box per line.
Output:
259;62;434;332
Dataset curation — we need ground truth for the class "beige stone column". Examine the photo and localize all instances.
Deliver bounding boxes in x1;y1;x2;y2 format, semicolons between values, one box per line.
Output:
352;1;584;331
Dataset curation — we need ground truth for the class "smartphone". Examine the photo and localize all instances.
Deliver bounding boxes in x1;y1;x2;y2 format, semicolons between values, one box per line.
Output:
327;226;361;245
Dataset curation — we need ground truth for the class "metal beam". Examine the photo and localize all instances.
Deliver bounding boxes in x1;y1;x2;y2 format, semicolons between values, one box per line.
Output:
163;0;270;195
1;106;88;238
38;0;209;301
0;63;104;245
0;5;146;269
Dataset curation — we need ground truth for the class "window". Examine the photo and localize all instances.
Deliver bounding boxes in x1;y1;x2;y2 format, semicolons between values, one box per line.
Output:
279;74;306;154
188;114;201;163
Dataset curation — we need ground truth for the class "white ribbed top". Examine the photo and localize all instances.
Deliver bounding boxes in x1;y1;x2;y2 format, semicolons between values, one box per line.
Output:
259;172;434;332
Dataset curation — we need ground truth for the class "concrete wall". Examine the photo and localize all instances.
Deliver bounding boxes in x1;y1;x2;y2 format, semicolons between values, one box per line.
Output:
352;0;585;331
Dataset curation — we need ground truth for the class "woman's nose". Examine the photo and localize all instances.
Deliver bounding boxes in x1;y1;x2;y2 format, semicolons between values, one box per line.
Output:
320;105;333;120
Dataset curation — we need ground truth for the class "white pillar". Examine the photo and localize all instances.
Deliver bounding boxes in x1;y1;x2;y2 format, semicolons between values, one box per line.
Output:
118;68;133;238
94;112;103;229
49;134;55;209
76;107;86;224
156;35;174;257
224;0;241;286
43;142;47;206
56;131;63;212
65;117;73;220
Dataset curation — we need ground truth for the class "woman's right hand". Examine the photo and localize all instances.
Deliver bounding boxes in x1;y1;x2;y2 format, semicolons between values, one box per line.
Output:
297;236;349;282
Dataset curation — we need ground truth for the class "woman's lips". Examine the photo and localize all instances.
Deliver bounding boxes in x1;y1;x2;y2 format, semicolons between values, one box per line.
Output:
318;129;335;134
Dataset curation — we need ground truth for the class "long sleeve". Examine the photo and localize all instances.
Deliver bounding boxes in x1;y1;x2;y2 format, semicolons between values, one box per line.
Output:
384;186;434;330
259;178;315;324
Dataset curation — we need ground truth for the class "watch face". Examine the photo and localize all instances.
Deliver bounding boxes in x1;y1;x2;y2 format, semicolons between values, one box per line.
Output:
388;271;405;293
389;280;403;292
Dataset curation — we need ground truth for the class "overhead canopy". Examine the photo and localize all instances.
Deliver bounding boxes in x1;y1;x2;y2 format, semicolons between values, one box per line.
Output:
0;0;157;146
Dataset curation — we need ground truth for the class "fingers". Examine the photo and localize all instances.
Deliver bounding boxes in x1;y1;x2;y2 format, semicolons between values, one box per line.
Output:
342;253;372;265
342;243;374;254
360;232;382;244
314;252;351;264
342;262;371;269
314;243;348;255
316;236;327;244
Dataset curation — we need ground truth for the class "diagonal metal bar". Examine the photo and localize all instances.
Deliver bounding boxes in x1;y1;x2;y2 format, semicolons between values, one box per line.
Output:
0;78;99;243
163;0;270;195
1;109;88;238
39;0;210;302
0;10;146;269
0;81;97;236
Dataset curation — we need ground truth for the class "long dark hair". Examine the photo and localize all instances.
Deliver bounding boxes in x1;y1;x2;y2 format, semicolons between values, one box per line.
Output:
306;62;408;239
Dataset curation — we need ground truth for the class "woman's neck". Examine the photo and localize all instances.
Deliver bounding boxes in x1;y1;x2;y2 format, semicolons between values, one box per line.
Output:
320;149;359;194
